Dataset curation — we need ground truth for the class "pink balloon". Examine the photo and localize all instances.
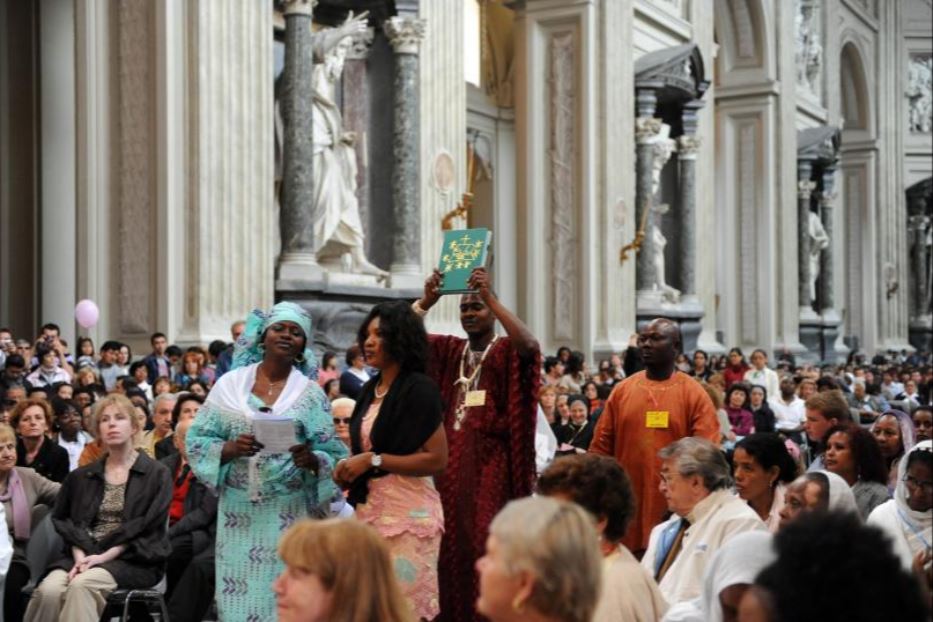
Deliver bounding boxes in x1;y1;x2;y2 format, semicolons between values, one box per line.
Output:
75;299;99;329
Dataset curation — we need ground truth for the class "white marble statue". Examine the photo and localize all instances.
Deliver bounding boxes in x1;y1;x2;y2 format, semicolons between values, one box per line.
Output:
906;56;932;134
795;1;822;96
648;124;680;304
808;209;829;302
310;12;386;277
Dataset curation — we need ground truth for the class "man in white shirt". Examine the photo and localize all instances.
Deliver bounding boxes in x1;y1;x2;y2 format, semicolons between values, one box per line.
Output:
641;437;765;606
770;376;806;444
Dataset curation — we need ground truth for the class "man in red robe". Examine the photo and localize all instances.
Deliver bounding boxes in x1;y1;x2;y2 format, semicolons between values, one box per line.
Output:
414;267;540;622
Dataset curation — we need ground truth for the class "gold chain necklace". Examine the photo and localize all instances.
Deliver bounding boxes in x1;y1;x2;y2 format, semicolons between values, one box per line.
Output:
453;335;498;431
258;365;286;397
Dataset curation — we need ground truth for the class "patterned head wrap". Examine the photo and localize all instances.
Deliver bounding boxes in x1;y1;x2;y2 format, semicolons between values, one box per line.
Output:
232;302;319;380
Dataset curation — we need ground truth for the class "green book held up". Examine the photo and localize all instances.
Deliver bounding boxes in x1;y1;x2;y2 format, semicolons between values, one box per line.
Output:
438;228;492;294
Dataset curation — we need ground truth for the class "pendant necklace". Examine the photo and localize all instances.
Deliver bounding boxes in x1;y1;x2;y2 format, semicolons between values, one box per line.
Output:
453;335;498;431
259;366;285;397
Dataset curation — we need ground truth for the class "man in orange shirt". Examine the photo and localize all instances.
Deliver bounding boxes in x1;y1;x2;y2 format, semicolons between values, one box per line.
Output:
589;318;719;555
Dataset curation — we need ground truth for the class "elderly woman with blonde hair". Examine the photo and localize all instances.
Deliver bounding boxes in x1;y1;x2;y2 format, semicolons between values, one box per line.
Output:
274;518;412;622
475;496;603;622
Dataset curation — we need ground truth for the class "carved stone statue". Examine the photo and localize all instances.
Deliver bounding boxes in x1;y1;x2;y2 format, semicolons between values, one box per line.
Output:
795;1;822;97
808;209;829;302
648;124;680;304
310;13;386;277
906;56;932;134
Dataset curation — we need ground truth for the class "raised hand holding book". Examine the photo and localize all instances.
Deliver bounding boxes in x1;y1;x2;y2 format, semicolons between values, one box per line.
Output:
438;228;492;294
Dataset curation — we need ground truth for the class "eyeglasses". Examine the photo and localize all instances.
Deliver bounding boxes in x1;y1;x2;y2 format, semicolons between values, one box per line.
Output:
903;475;933;492
333;417;351;425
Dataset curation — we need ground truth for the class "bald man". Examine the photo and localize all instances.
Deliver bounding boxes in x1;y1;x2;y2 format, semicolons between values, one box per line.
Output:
589;318;719;555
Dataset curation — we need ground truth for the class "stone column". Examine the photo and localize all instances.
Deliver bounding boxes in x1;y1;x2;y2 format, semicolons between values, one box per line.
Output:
634;87;662;307
910;215;931;319
818;165;837;314
342;29;375;246
797;161;817;318
677;133;701;305
385;16;426;288
277;0;320;283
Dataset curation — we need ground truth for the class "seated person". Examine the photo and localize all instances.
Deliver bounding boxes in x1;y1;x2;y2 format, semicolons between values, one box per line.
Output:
777;470;859;531
537;453;668;621
24;394;171;622
641;437;765;606
554;394;594;456
0;423;60;621
12;398;70;483
155;392;204;460
161;418;217;622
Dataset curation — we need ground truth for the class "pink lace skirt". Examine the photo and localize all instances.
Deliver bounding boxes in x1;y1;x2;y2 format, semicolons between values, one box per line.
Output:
355;473;444;620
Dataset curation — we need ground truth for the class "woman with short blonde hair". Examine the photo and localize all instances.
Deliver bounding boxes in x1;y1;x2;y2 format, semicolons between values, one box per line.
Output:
476;496;602;622
275;518;411;622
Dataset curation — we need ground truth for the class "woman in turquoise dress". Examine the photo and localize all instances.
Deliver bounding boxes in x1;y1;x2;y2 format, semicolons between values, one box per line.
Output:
187;302;348;621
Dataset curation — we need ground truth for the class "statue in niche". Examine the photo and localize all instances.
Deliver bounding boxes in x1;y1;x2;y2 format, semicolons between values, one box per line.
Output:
310;12;386;277
808;209;829;303
648;124;680;304
906;57;932;134
795;1;822;96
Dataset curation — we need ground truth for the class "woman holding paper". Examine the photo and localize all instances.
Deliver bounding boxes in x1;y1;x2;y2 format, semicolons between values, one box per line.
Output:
334;301;447;621
186;302;348;622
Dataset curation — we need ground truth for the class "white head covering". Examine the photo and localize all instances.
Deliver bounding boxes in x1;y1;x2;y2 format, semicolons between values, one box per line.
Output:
894;440;932;540
662;531;776;622
813;470;860;517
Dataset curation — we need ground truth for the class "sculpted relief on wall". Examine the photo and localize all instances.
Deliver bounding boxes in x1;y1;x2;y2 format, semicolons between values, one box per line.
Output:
906;56;933;134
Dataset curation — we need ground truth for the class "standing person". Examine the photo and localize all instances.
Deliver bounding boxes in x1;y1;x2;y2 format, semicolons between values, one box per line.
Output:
141;333;171;385
338;345;369;400
186;302;348;622
743;349;780;398
414;267;541;622
334;301;447;620
589;318;720;555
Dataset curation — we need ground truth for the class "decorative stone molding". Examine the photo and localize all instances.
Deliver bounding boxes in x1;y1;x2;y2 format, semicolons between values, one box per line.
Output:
282;0;316;16
797;180;817;199
385;17;426;55
635;116;663;144
676;135;701;159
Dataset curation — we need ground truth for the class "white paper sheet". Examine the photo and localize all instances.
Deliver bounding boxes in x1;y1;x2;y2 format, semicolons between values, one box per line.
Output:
253;417;297;454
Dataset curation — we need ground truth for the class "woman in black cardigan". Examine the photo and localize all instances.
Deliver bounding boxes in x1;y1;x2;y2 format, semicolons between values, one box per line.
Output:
25;394;171;622
11;398;69;483
333;301;447;621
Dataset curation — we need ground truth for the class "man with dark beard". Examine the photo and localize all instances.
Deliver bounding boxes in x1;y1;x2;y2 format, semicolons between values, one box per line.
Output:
414;267;540;622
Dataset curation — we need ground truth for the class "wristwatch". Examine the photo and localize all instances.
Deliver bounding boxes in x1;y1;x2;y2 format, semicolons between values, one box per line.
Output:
370;453;383;469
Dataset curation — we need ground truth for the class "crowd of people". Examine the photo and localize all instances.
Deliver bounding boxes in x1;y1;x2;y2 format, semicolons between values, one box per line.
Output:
0;268;930;621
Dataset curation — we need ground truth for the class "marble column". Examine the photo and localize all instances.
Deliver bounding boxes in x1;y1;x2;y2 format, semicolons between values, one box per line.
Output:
910;215;931;319
277;0;320;283
635;111;662;305
797;161;817;318
385;16;426;288
818;166;837;314
677;134;701;305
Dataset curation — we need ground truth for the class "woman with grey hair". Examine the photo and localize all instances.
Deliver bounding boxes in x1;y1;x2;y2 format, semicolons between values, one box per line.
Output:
475;496;603;622
642;437;765;606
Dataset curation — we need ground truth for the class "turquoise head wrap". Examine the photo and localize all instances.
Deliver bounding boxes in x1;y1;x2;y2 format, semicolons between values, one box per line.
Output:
232;302;319;380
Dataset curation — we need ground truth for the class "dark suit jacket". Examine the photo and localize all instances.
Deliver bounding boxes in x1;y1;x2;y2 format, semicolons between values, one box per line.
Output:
159;453;218;556
16;436;70;483
49;452;171;588
155;435;176;460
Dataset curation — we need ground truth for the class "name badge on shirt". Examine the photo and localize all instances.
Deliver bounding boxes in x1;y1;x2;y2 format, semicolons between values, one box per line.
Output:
646;411;670;429
465;390;487;407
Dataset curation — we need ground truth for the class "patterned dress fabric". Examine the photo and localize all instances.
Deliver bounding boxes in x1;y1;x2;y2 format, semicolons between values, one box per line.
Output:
354;402;444;619
187;366;347;622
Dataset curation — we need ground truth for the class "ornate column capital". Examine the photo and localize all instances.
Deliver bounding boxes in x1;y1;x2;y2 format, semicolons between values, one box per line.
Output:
385;17;426;55
347;28;375;60
677;135;702;159
282;0;316;16
635;116;663;144
797;180;817;199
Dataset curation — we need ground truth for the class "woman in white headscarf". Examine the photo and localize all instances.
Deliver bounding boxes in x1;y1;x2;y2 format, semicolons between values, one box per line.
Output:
777;470;860;530
661;531;775;622
868;440;932;572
